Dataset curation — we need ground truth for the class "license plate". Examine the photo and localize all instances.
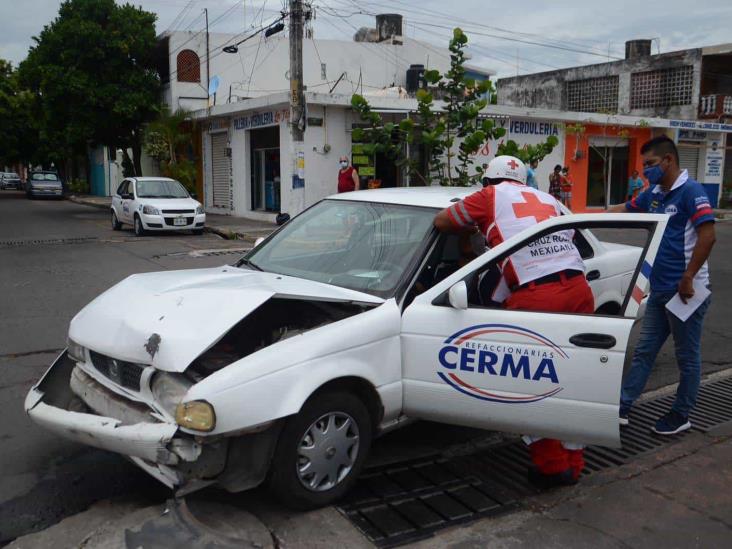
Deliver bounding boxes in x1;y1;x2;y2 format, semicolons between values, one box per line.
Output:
174;216;187;226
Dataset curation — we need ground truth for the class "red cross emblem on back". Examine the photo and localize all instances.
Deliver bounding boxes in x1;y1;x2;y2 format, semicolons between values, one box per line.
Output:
507;159;520;170
512;192;556;223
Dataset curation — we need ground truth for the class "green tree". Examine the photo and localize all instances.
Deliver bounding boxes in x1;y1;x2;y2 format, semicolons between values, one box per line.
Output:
351;28;557;186
144;108;198;192
0;60;37;167
18;0;160;175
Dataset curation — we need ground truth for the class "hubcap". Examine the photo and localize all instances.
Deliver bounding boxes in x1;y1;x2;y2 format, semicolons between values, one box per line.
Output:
296;412;360;492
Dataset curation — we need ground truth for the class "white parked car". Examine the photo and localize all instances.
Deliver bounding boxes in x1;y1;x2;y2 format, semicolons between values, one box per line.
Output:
111;177;205;236
0;172;22;190
25;187;667;509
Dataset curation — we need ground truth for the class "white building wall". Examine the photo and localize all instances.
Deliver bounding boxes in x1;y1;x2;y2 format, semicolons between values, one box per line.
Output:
164;31;492;110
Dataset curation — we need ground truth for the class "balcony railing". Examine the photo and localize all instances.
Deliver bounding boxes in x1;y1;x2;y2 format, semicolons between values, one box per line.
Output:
699;94;732;118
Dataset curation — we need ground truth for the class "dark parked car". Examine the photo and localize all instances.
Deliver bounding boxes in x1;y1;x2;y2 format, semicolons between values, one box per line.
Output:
26;171;64;199
0;172;22;190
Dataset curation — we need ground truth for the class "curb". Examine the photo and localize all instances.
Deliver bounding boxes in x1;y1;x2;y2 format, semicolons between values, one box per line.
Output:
68;195;110;210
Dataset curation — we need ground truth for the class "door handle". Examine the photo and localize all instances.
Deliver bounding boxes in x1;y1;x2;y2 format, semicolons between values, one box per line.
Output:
569;333;617;349
586;270;601;281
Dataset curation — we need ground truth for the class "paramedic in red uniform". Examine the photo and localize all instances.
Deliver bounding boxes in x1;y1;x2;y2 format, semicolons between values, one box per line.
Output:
433;155;594;488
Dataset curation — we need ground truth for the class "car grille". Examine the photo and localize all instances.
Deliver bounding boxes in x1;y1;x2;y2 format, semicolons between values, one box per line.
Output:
89;350;145;391
162;209;195;214
164;217;194;226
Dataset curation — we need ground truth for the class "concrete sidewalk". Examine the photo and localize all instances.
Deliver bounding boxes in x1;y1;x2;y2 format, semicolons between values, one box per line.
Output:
68;194;277;244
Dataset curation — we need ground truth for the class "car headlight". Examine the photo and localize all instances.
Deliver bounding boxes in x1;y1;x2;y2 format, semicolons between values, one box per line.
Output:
152;373;192;415
142;205;160;215
196;205;204;215
175;401;216;432
67;337;86;362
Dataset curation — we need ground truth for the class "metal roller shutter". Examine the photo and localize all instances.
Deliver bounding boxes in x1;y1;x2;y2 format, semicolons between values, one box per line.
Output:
211;133;231;209
678;145;700;180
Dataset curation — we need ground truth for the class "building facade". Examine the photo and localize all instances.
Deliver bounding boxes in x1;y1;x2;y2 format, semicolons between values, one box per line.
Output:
497;40;732;207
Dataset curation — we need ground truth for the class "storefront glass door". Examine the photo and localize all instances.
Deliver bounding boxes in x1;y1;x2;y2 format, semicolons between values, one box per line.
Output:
587;140;629;208
251;147;280;212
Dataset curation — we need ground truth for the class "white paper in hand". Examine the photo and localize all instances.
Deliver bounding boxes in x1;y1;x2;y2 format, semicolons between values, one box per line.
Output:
665;279;711;322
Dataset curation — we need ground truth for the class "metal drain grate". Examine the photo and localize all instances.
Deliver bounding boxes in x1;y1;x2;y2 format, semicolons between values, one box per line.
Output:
339;375;732;547
0;236;98;248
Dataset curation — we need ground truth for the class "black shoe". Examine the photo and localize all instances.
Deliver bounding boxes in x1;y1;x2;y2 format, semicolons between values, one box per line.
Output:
652;410;691;435
527;466;578;489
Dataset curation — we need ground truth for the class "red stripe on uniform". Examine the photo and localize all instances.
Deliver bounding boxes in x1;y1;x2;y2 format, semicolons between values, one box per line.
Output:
631;285;644;304
690;208;713;222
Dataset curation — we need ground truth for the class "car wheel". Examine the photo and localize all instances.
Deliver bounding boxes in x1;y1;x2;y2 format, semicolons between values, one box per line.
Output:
267;391;372;510
133;215;146;237
111;210;122;231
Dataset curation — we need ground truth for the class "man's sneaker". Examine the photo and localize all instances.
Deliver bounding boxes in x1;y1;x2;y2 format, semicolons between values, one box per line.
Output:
652;410;691;435
619;410;629;426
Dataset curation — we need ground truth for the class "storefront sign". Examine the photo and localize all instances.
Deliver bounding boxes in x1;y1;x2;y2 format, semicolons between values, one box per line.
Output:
233;108;290;131
670;120;732;133
208;118;229;132
704;136;724;184
509;119;560;136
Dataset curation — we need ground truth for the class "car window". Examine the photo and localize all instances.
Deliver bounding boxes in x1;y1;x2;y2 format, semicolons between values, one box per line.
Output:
136;179;189;198
243;200;436;298
456;223;650;316
117;181;128;195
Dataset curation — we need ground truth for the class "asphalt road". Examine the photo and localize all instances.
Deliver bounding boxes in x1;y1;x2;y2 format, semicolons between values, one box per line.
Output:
1;191;731;544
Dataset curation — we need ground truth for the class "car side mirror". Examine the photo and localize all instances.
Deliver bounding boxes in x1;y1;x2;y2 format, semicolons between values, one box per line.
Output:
254;237;265;248
448;281;468;310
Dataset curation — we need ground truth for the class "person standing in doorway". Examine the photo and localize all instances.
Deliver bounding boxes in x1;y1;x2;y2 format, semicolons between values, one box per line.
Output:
337;156;360;193
560;166;573;209
627;170;644;200
549;164;562;200
526;159;539;189
608;136;716;435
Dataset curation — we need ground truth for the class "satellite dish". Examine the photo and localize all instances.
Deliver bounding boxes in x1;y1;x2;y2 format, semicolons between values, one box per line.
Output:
208;75;220;96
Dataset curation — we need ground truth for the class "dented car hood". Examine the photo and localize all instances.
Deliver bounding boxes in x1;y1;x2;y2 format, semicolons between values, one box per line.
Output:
68;266;384;372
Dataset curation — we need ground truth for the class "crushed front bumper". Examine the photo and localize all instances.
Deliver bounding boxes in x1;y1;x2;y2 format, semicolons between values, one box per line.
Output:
24;351;212;489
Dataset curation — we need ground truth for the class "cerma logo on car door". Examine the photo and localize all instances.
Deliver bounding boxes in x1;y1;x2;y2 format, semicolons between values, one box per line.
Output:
437;324;565;403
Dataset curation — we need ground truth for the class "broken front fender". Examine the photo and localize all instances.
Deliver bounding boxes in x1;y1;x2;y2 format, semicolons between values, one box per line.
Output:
25;350;181;465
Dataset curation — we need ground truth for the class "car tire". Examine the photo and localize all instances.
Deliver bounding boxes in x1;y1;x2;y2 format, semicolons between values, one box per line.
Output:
267;391;372;510
133;215;146;237
111;210;122;230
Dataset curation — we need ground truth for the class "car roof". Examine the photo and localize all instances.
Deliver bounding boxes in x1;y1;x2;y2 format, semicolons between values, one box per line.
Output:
131;177;176;182
327;186;479;209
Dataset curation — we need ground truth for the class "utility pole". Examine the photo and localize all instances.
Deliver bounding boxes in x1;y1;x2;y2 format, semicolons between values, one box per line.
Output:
205;8;210;99
289;0;306;196
289;0;305;143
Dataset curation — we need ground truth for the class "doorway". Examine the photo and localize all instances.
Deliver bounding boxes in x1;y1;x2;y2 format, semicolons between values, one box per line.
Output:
250;126;280;213
587;138;629;208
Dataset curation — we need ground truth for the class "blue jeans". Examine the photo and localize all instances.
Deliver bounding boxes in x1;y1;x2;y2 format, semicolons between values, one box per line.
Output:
620;290;711;417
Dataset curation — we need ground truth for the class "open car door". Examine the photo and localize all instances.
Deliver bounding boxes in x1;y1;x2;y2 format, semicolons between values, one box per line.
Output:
401;213;668;447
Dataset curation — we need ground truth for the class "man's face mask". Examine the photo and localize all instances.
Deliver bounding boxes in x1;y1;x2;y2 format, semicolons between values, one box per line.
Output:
643;157;667;186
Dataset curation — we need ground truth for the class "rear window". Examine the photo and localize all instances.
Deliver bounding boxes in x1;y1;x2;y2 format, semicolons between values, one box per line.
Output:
31;173;59;181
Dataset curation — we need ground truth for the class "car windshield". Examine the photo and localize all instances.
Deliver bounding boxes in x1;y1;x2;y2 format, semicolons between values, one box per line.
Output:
32;173;59;181
241;200;436;298
136;179;189;198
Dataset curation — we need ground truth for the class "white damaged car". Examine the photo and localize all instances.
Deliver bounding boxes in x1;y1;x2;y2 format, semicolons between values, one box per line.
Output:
25;187;667;509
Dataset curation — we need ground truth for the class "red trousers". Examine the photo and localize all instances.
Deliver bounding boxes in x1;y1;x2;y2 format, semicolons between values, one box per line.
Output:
507;274;594;479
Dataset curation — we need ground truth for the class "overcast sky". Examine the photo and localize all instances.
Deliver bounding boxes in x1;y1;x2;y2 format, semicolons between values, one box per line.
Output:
1;0;731;79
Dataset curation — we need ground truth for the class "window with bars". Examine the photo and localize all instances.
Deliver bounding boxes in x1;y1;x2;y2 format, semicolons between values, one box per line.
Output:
565;76;619;112
630;66;694;109
176;49;201;83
